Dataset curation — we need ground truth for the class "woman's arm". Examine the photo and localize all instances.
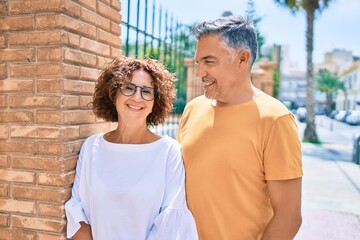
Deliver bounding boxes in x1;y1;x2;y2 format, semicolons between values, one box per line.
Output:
73;222;93;240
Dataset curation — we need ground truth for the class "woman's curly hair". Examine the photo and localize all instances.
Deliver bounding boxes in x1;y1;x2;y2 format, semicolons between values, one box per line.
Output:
92;56;176;126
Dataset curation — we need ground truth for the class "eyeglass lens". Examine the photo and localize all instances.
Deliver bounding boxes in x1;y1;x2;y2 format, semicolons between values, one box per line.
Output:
119;83;156;101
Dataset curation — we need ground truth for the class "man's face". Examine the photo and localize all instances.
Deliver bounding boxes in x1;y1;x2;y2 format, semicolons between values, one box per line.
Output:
195;34;241;105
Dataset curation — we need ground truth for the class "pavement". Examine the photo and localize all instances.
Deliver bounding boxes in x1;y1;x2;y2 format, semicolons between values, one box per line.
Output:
294;142;360;239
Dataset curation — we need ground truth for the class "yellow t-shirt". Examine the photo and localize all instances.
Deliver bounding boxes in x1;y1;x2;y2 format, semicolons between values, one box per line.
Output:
177;93;303;240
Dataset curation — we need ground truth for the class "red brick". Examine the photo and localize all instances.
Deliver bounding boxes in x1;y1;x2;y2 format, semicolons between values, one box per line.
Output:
10;63;62;78
37;79;62;93
61;30;80;48
38;171;74;187
111;46;122;58
80;37;110;57
0;2;6;15
81;7;110;31
0;95;6;108
0;199;35;214
63;15;97;39
79;122;111;137
61;95;79;109
79;95;93;108
0;124;9;139
0;80;34;92
62;66;79;81
9;95;61;108
111;21;121;36
62;126;80;140
63;48;97;67
60;156;78;172
64;0;81;18
0;228;36;240
10;126;61;139
62;110;95;124
36;111;61;124
98;28;121;47
0;48;35;62
37;47;62;61
0;140;36;154
0;154;8;168
63;140;83;157
38;233;67;240
97;1;121;23
97;55;112;69
11;156;59;171
111;0;121;11
99;0;111;4
76;0;96;11
12;186;71;203
0;182;9;197
0;16;34;31
0;111;34;123
0;63;7;79
80;66;101;81
0;169;35;183
35;14;62;30
9;30;62;46
12;215;66;233
0;213;9;226
63;80;95;95
36;141;62;155
0;35;6;48
9;0;63;14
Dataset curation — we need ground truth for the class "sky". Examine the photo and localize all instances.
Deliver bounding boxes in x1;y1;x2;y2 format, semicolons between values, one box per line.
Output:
152;0;360;71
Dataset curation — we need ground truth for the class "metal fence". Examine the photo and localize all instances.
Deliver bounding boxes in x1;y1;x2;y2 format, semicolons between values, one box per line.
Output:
120;0;195;137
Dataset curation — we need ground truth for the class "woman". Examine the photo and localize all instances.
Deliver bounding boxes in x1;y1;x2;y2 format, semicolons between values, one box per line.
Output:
65;57;198;240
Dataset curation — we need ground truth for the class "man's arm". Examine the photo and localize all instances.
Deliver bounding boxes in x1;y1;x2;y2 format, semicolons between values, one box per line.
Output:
261;177;302;240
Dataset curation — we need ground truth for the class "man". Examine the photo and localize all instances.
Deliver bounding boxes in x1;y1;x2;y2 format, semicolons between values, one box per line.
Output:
177;15;303;240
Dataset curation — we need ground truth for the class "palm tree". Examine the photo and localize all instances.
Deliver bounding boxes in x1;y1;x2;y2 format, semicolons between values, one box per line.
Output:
274;0;332;142
316;69;344;115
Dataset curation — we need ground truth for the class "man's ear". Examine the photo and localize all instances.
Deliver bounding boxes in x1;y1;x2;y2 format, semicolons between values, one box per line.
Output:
238;50;251;66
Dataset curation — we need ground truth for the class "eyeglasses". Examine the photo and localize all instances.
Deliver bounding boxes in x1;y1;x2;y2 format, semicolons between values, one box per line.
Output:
118;82;158;101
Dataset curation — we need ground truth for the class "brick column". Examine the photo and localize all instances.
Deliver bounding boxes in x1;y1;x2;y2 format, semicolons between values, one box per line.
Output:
184;58;203;103
0;0;121;239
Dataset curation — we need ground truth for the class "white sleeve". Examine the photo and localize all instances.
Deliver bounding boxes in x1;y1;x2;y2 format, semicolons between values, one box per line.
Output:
64;142;89;238
147;142;198;240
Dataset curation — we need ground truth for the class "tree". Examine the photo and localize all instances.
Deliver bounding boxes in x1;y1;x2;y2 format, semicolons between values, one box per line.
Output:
246;0;265;59
316;69;344;114
274;0;333;142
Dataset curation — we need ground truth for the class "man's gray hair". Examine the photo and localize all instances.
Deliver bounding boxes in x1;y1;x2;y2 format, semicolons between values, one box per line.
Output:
192;15;258;66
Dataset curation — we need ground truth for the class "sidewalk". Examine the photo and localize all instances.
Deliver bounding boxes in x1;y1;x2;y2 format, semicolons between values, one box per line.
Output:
295;143;360;240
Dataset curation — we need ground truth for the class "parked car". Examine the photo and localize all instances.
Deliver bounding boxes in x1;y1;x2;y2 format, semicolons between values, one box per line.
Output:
345;110;360;125
328;110;338;119
334;110;351;122
296;107;307;122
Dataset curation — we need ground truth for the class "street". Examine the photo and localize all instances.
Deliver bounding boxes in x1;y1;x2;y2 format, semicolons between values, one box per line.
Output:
295;115;360;240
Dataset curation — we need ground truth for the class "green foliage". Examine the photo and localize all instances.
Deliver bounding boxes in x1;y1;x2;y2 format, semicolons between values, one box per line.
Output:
246;0;265;59
316;69;343;114
273;70;280;98
316;69;343;93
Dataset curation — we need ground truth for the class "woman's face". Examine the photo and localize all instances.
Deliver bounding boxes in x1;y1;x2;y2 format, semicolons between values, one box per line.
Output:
115;69;155;125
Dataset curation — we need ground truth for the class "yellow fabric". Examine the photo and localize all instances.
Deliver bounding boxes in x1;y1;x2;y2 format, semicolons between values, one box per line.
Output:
177;93;303;240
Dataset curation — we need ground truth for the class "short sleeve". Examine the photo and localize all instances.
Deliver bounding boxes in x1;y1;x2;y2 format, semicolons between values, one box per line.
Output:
264;113;303;180
64;142;89;238
147;141;198;240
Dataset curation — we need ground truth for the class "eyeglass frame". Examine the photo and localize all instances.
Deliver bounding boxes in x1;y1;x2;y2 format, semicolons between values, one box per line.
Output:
117;82;158;101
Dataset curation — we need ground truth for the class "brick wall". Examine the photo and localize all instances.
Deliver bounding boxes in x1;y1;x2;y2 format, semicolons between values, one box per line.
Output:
0;0;121;239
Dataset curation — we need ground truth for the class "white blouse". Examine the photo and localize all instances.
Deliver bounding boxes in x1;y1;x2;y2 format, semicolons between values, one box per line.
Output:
65;133;198;240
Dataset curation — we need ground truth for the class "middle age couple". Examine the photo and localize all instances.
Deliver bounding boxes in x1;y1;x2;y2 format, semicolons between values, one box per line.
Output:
65;15;303;240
